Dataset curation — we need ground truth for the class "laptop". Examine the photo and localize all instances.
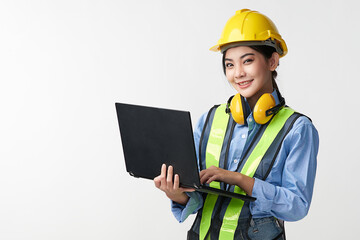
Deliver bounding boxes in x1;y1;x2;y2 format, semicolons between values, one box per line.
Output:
115;102;256;201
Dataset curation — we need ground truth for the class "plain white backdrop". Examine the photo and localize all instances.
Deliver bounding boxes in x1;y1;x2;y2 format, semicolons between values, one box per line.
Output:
0;1;359;239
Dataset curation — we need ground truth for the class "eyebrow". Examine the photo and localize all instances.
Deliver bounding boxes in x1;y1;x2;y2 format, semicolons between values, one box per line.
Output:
224;53;255;61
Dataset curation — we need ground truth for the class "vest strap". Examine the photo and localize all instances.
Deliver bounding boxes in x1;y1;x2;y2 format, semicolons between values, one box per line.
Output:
218;107;295;239
205;104;230;182
199;104;229;240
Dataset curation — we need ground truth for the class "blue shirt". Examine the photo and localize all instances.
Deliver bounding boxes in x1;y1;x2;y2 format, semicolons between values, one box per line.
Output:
171;91;319;222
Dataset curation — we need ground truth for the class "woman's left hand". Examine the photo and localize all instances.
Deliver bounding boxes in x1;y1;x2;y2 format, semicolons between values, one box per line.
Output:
199;166;255;196
199;166;239;185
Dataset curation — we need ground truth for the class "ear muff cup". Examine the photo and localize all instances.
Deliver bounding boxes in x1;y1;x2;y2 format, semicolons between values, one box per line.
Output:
229;93;246;125
253;93;276;124
228;93;277;125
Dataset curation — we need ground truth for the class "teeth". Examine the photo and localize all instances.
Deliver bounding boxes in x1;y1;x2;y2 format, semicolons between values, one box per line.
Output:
239;80;251;86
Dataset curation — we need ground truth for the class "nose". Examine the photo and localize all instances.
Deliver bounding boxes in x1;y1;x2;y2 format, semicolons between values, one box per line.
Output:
234;64;245;79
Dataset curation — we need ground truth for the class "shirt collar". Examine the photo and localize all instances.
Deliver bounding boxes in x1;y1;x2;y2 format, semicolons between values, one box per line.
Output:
272;89;281;105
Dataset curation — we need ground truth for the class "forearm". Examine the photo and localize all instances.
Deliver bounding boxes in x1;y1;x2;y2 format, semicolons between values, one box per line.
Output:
225;171;255;196
250;178;311;221
229;172;255;196
169;192;190;206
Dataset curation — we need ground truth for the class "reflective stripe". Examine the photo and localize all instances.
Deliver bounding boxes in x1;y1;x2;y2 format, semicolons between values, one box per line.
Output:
242;108;295;177
200;194;218;240
205;104;230;180
199;104;229;240
219;107;295;239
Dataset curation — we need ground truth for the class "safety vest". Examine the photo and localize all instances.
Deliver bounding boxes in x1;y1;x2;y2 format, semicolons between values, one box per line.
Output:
187;104;303;240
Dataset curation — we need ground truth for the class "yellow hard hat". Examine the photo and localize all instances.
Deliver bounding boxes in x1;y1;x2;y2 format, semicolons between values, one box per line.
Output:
210;9;288;57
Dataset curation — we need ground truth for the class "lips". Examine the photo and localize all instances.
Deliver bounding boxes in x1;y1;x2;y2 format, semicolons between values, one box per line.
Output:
236;79;253;88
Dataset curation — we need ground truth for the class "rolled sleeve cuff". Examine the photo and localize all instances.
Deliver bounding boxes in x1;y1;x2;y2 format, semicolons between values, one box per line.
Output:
250;178;276;214
171;192;203;223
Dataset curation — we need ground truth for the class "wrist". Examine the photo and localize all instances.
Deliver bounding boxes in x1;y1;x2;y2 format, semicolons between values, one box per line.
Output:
169;192;189;206
226;171;243;186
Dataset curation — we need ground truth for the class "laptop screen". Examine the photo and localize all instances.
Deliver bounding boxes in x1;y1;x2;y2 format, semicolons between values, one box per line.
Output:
115;103;201;188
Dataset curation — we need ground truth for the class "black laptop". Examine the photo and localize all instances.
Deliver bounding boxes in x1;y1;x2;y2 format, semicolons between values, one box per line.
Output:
115;102;256;201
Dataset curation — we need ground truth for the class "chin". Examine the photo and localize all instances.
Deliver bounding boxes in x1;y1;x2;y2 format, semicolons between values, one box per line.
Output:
236;88;257;99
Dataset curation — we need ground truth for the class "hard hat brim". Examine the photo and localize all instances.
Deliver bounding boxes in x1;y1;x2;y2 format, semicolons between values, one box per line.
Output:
210;39;287;57
209;44;220;52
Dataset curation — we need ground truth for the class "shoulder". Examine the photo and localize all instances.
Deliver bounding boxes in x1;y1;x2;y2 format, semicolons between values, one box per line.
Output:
193;104;225;137
196;104;224;127
193;106;215;137
284;112;319;151
291;113;318;136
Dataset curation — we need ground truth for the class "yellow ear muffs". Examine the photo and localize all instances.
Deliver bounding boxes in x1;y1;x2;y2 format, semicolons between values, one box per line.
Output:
253;93;276;124
226;92;283;125
228;93;247;125
227;92;284;125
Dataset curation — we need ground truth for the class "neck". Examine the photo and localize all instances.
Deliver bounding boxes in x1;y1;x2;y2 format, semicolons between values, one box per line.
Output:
247;88;273;111
247;97;258;111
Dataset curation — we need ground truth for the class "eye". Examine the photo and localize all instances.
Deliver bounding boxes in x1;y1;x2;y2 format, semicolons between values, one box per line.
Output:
225;62;233;68
243;58;254;64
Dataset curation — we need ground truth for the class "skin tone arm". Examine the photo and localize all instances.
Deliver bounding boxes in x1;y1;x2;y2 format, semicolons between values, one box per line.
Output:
154;164;194;205
154;164;255;206
199;166;255;196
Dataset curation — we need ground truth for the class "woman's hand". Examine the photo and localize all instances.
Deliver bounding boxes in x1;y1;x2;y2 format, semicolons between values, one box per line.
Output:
154;164;195;205
199;166;255;196
199;166;238;185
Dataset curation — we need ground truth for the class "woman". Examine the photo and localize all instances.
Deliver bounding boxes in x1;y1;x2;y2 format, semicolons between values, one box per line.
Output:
154;9;319;240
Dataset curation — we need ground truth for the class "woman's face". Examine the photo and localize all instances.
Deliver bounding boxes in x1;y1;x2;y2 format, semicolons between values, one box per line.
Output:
224;46;277;104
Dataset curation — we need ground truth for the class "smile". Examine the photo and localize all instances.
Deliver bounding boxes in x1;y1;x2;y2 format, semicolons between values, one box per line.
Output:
236;79;254;88
237;80;253;86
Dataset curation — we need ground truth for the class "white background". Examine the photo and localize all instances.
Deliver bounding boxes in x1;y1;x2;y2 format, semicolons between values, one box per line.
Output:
0;1;359;239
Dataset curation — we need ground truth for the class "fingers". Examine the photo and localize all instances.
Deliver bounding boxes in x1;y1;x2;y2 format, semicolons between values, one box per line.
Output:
167;165;174;190
180;187;195;192
154;176;161;188
206;175;218;184
199;169;211;184
174;173;195;192
154;164;167;189
154;164;176;191
199;170;205;184
154;164;193;196
160;163;167;188
199;166;215;180
199;169;205;179
174;173;180;190
199;166;223;184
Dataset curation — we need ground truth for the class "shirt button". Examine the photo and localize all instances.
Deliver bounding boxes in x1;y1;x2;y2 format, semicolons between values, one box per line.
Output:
234;159;238;164
241;134;246;139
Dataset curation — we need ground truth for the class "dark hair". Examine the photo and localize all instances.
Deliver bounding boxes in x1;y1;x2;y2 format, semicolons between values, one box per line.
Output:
222;45;279;92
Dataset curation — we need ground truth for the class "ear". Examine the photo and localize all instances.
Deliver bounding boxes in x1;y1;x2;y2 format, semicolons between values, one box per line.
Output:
269;52;280;71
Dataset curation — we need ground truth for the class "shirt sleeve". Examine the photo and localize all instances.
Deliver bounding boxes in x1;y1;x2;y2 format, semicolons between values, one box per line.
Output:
171;192;204;222
170;111;208;222
250;116;319;221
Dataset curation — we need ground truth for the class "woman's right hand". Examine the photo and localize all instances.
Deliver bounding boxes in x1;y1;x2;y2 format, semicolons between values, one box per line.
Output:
154;164;194;206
